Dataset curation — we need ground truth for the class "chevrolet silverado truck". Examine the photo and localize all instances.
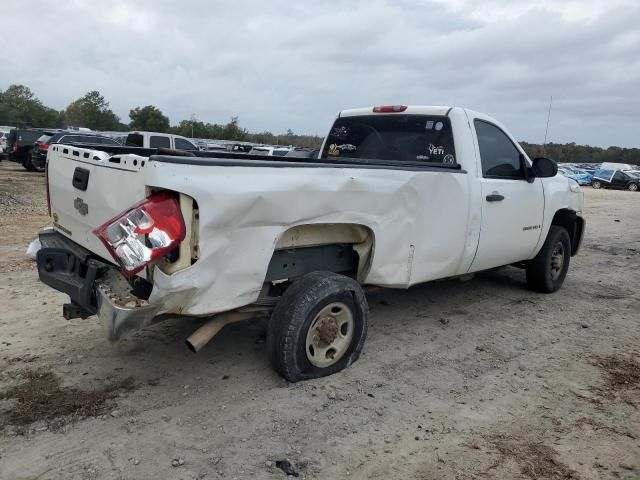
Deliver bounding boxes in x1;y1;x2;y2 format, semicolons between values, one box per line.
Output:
37;105;585;382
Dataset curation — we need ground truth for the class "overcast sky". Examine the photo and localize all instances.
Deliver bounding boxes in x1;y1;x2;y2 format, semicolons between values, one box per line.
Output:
2;0;639;147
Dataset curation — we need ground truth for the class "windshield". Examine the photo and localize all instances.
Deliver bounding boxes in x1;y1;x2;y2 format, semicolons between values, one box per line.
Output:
321;114;457;164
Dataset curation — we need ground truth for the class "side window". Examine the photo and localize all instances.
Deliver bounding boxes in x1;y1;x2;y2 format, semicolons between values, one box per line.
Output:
613;171;626;181
150;135;170;148
174;137;196;150
474;120;524;179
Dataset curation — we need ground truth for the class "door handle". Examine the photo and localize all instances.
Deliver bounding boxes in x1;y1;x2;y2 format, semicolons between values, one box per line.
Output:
486;193;504;202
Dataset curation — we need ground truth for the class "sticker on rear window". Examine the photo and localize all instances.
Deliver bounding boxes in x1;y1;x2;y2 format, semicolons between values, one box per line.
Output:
331;126;350;140
428;144;445;155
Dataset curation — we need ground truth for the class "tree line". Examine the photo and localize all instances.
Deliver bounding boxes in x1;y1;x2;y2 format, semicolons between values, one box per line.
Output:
0;83;636;161
519;142;639;166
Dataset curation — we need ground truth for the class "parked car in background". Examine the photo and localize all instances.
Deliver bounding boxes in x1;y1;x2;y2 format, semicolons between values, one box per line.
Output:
229;143;253;153
248;146;276;155
100;131;128;145
0;131;10;156
124;131;200;151
204;142;228;153
272;147;293;157
558;166;592;185
248;146;293;156
30;131;122;171
6;128;57;171
592;169;640;191
572;169;593;185
285;148;320;159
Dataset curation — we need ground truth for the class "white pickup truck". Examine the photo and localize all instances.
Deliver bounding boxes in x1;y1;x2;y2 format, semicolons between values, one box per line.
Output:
37;105;585;381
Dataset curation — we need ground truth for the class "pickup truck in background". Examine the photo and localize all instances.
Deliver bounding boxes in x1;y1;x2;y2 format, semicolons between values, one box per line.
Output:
36;105;585;381
124;131;201;151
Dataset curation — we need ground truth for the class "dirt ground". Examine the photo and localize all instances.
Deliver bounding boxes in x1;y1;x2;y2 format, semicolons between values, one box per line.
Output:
0;159;638;480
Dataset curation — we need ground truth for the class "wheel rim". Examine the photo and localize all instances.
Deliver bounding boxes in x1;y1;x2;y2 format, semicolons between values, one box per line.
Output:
305;302;354;368
593;182;600;189
630;184;638;191
550;242;565;281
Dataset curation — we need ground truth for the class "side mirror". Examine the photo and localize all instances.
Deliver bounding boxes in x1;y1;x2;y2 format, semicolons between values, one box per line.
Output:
531;157;558;178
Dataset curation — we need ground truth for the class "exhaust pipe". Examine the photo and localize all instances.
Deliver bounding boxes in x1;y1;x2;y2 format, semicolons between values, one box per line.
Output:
186;311;255;353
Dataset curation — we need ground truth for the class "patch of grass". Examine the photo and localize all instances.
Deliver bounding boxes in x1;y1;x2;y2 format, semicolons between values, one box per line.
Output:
590;354;640;390
489;435;580;479
0;369;135;429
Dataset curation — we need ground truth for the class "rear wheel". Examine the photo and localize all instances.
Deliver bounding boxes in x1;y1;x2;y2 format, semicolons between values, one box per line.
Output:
592;180;601;189
526;226;571;293
268;271;368;382
21;154;43;172
628;183;638;192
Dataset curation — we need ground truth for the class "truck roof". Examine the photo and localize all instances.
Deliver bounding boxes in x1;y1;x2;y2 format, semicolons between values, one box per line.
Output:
339;105;453;117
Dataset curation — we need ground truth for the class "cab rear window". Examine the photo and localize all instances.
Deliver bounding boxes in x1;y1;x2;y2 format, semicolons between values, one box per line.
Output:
321;115;456;165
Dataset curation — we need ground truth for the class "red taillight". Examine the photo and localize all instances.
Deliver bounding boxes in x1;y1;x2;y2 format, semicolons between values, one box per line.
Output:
373;105;408;113
39;143;49;151
12;142;17;150
94;192;186;277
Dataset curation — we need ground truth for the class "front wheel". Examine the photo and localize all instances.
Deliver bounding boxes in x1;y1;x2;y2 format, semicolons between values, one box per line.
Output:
268;271;368;382
592;180;601;189
628;183;638;192
526;226;571;293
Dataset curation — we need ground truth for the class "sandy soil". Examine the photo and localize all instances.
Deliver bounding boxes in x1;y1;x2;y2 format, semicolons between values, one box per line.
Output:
0;160;638;480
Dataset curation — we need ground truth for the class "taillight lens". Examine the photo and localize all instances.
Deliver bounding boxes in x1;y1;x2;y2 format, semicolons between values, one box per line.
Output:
373;105;408;113
39;143;49;151
94;192;186;277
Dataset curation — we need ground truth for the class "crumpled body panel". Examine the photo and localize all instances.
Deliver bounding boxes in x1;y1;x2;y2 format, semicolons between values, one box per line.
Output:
145;162;471;316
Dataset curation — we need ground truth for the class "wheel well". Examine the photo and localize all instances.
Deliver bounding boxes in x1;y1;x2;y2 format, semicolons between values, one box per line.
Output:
268;224;375;282
551;209;583;256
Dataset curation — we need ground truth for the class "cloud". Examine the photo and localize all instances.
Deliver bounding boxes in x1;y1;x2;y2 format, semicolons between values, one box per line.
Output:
1;0;638;147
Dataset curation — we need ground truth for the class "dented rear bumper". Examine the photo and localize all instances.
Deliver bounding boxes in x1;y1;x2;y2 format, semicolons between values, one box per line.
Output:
95;271;164;340
37;230;162;341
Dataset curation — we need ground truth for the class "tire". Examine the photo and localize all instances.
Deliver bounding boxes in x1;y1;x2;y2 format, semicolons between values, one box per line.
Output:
526;226;571;293
592;180;601;189
22;155;44;172
268;271;368;382
628;183;638;192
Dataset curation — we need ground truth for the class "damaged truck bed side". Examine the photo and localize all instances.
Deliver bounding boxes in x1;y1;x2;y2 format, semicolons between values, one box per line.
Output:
37;105;585;382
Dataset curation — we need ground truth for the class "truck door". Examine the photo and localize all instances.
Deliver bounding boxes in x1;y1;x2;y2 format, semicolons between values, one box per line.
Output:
470;119;544;272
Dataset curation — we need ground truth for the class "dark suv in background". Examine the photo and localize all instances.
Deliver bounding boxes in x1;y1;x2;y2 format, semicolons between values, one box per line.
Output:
6;128;56;170
30;131;122;171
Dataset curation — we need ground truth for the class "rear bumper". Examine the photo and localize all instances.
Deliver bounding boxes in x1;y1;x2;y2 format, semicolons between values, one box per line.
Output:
37;230;162;340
